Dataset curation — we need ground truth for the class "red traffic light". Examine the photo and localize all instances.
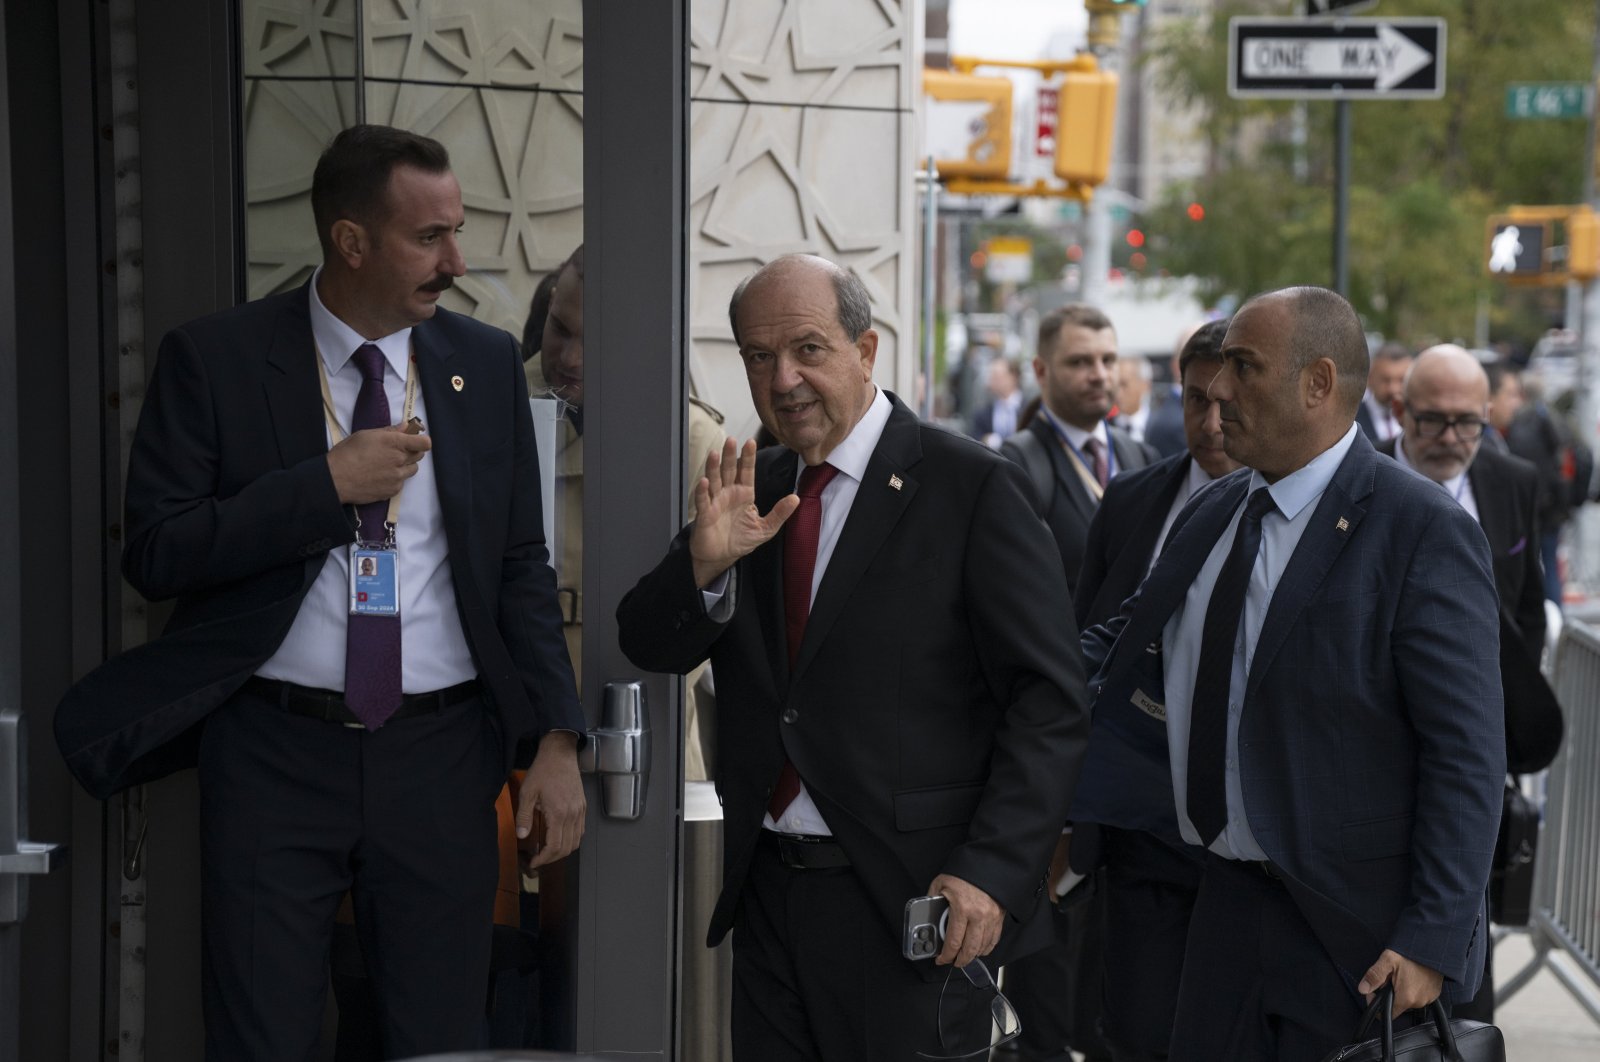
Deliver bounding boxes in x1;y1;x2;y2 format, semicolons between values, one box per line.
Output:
1125;229;1146;248
1187;202;1205;222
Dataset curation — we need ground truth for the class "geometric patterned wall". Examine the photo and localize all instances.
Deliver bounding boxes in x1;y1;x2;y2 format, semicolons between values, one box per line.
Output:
240;0;918;436
241;0;583;340
688;0;919;436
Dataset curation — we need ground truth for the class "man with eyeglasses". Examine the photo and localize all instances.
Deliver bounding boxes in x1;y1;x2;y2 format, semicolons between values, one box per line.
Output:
1378;345;1549;1025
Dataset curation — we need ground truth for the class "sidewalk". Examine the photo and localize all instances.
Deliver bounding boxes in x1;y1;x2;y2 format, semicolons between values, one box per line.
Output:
1495;932;1600;1060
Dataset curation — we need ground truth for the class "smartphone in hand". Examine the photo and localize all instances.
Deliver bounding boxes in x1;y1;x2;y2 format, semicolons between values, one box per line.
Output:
902;894;950;961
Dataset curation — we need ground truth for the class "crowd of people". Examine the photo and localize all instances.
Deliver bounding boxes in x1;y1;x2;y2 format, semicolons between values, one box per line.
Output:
49;122;1574;1062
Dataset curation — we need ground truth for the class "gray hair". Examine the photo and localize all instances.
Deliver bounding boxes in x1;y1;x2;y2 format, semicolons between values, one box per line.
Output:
727;255;874;346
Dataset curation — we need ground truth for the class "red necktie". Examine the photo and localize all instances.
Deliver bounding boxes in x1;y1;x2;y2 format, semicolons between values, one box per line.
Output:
1083;436;1109;488
768;461;840;821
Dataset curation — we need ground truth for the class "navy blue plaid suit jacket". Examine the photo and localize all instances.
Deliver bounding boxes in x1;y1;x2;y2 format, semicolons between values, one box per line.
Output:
1073;430;1505;1002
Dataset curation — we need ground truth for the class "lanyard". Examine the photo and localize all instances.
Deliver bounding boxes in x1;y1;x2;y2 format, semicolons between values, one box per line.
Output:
1040;408;1115;496
315;342;420;534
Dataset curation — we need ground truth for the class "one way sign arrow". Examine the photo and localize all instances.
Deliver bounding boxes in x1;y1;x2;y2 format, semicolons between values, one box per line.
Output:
1230;17;1447;101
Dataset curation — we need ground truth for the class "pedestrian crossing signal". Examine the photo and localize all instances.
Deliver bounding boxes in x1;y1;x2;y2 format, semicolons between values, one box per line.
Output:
1485;219;1546;277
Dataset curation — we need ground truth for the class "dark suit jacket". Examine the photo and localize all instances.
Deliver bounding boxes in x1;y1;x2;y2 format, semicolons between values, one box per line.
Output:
1355;400;1378;441
1141;386;1186;459
55;284;583;799
1377;438;1560;772
616;396;1089;959
999;417;1158;600
1073;432;1505;1001
1376;439;1544;659
1075;452;1192;633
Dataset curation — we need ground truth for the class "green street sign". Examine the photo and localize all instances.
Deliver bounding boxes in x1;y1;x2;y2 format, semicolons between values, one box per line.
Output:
1506;82;1592;119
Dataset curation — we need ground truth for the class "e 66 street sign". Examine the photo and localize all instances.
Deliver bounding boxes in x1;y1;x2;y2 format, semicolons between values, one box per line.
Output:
1229;18;1447;101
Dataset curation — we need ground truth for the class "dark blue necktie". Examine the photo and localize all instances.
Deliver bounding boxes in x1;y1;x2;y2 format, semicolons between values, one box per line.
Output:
344;344;402;729
1187;487;1277;846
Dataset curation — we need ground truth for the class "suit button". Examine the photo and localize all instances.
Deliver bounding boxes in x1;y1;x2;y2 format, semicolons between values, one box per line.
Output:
781;709;798;724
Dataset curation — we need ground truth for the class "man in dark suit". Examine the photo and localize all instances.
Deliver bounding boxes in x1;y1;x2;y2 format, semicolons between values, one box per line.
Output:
1378;344;1550;1024
54;126;585;1060
998;303;1157;1061
1072;318;1240;1062
616;254;1088;1061
1001;304;1158;603
970;357;1025;448
1355;341;1411;442
1140;334;1193;460
1073;287;1504;1061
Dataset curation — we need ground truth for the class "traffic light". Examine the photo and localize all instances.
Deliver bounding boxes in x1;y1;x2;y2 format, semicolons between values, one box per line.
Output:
1485;216;1547;277
923;69;1013;179
1054;61;1117;186
1568;206;1599;281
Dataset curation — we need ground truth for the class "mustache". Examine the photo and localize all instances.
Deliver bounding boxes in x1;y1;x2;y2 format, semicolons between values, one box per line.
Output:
420;274;454;293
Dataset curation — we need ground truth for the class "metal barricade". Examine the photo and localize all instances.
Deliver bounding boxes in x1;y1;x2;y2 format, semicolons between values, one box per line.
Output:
1496;620;1600;1025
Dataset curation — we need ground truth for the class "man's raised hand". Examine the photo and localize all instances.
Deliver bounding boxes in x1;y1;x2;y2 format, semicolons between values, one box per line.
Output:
690;438;800;588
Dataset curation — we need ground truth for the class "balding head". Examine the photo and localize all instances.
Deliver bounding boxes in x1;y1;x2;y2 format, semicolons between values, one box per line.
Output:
728;253;873;348
1397;344;1490;483
1211;287;1366;481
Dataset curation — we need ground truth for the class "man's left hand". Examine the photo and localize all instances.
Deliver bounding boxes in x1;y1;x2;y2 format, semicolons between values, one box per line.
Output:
929;874;1005;969
518;730;586;868
1358;949;1444;1017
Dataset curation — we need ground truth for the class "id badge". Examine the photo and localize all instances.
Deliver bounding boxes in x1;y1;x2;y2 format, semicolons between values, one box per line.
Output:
349;546;400;616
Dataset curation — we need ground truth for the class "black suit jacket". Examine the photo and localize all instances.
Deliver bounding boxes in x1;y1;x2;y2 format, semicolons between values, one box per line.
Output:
999;417;1158;600
616;396;1089;959
55;284;582;798
1377;438;1559;771
1075;452;1192;633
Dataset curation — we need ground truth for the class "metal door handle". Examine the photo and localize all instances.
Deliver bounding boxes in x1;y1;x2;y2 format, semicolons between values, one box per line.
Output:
579;682;650;820
1;708;68;926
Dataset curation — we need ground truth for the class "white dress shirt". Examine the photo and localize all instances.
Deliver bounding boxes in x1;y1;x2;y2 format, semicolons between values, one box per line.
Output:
256;270;476;693
989;391;1022;443
1150;457;1220;570
703;389;894;837
1161;423;1359;860
1041;408;1113;481
1394;437;1479;523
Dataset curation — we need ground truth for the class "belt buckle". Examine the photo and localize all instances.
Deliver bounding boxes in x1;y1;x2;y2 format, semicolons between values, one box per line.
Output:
341;720;365;730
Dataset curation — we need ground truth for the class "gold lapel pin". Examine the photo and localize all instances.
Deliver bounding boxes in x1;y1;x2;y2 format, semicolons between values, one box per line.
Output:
451;375;465;392
888;474;904;491
1336;517;1350;532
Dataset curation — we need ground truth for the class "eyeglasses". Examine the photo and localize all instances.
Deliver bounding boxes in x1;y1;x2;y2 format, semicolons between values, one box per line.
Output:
1408;407;1486;440
915;958;1021;1061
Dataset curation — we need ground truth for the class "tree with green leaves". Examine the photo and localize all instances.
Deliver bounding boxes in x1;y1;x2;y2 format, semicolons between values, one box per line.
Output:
1142;0;1595;346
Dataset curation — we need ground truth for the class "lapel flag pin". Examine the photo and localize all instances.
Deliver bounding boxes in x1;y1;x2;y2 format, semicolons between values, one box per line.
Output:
451;375;465;392
888;474;904;491
1336;517;1349;532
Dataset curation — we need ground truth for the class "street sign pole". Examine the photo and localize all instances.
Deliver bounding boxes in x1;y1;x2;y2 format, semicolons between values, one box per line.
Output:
1334;99;1350;296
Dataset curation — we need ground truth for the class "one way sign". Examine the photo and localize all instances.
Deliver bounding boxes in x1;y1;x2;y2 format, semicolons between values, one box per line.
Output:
1229;18;1447;101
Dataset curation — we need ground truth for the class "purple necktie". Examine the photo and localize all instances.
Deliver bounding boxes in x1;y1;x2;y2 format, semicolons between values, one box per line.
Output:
344;344;402;729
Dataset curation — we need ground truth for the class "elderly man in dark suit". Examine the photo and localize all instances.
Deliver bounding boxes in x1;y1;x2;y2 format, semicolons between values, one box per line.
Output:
1074;287;1504;1061
617;254;1088;1061
1072;318;1240;1062
55;125;584;1060
1379;343;1554;1024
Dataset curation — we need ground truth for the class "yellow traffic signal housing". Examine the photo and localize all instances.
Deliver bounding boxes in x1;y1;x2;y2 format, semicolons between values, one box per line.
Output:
1055;63;1117;186
1568;205;1599;281
923;69;1013;179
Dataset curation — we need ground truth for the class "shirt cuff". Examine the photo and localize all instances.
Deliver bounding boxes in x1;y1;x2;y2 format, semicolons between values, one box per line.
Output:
700;568;736;622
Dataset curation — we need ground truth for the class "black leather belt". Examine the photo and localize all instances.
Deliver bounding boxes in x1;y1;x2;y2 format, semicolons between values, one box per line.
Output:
760;830;852;870
244;676;481;727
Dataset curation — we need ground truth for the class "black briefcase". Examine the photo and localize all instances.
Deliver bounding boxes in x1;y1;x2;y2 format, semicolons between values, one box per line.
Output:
1490;781;1539;926
1317;986;1504;1062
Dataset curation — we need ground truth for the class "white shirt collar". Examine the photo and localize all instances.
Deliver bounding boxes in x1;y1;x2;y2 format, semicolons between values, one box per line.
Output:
1042;406;1109;452
1184;455;1215;497
1250;422;1359;521
805;387;892;484
308;266;414;379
